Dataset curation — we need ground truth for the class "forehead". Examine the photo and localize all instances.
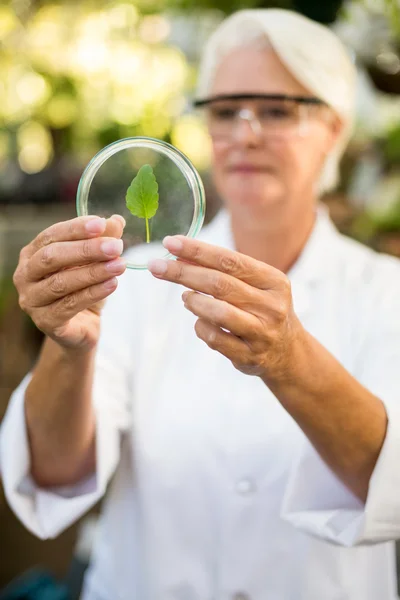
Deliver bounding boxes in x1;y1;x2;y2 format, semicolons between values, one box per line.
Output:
210;45;311;98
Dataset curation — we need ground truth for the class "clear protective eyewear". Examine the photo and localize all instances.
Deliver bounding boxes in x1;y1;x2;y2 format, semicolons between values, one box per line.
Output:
193;93;327;140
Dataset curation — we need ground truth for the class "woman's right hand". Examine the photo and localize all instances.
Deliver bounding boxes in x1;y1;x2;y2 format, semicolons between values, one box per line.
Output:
13;215;127;352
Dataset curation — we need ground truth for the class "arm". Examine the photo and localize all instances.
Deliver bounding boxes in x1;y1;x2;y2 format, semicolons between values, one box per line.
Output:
25;338;97;487
0;215;135;538
149;236;387;502
8;214;125;489
264;328;387;503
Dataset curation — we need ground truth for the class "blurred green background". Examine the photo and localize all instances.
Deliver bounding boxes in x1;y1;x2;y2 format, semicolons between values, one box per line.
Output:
0;0;399;595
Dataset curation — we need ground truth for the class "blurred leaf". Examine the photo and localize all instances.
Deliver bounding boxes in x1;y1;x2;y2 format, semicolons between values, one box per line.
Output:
384;125;400;164
350;212;379;241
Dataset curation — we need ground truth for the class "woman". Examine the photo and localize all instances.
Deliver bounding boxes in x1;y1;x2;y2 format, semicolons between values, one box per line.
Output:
2;8;400;600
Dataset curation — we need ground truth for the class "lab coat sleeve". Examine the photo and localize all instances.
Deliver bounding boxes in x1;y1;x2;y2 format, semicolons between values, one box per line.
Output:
0;268;138;540
281;259;400;547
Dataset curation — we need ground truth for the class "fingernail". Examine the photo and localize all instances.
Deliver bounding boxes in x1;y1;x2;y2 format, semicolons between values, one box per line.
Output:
103;277;117;290
163;236;183;253
182;291;189;302
148;258;168;276
112;214;126;228
105;258;127;274
86;218;106;234
101;239;124;257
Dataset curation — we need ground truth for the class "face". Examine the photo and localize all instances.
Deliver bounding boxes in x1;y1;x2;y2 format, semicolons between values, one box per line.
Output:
207;45;342;218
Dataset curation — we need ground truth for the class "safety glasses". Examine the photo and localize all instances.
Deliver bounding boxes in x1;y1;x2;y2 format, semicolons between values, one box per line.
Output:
193;93;327;140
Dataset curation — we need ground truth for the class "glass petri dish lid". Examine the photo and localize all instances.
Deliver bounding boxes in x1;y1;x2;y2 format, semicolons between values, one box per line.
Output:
76;137;206;270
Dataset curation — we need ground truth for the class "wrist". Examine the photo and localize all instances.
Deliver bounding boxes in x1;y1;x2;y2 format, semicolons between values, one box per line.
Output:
46;336;97;365
261;316;310;389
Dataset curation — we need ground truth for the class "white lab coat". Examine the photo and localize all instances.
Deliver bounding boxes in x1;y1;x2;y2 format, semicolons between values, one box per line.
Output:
2;207;400;600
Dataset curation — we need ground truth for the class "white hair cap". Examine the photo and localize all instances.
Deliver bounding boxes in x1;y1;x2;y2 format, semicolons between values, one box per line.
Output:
197;9;357;193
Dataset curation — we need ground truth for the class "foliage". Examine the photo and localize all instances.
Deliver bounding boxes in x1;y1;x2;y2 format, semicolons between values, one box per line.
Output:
384;124;400;163
355;0;400;38
0;1;197;181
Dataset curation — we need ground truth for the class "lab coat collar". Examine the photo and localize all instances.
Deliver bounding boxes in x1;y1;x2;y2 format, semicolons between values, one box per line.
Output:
206;203;338;284
205;204;340;316
287;204;338;285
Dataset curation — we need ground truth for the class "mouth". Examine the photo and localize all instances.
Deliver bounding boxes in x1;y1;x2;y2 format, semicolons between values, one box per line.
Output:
228;164;272;174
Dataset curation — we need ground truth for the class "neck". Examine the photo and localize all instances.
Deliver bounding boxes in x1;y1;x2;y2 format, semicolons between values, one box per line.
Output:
228;199;317;273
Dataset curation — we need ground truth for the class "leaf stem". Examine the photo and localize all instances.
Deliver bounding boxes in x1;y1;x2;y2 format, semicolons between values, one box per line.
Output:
146;217;150;243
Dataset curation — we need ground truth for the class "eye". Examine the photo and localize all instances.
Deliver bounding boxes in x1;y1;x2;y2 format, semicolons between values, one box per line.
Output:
210;106;237;121
259;105;291;120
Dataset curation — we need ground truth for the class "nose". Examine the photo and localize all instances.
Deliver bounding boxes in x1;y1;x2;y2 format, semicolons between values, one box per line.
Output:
232;109;263;146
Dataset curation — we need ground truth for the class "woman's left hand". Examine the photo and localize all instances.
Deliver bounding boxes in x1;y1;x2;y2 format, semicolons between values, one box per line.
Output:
148;235;305;381
149;235;388;503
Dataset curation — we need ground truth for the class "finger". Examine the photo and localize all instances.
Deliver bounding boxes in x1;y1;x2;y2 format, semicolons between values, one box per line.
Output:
104;214;126;239
182;290;261;339
28;237;124;281
26;215;125;259
40;277;119;327
194;318;249;361
163;235;284;290
29;258;127;307
27;216;106;258
148;257;265;310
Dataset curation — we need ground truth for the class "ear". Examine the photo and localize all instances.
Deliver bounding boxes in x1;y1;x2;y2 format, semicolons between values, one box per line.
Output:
323;112;344;156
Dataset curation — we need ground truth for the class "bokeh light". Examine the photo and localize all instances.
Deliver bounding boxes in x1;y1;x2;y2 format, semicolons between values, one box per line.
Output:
17;121;53;174
0;0;211;179
171;115;212;171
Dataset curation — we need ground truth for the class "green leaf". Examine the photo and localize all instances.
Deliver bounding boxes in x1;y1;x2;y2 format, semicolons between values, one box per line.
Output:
125;164;159;243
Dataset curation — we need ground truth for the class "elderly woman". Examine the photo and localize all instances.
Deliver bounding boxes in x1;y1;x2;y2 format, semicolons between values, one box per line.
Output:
2;8;400;600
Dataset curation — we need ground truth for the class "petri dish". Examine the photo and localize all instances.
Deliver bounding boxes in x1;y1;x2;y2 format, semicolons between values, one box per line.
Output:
76;137;206;269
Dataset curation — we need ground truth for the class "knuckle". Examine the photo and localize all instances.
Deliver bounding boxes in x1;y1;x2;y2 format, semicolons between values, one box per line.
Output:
195;319;217;347
281;276;291;295
274;272;291;294
233;354;249;370
19;245;28;262
86;287;96;301
87;263;100;284
194;318;204;338
85;283;98;302
184;290;194;306
39;229;54;248
67;219;76;238
61;292;78;312
212;274;231;298
207;331;218;348
239;361;263;376
190;243;203;262
12;268;20;289
48;272;67;296
18;292;28;313
219;254;238;274
40;245;54;267
79;239;92;260
174;261;185;282
33;314;47;332
271;298;288;321
14;264;29;294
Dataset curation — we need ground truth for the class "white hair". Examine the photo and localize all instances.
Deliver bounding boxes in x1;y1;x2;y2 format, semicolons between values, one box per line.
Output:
197;9;357;194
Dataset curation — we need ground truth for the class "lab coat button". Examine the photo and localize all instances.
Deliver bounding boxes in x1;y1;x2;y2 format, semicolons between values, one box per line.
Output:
233;593;250;600
235;478;256;495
